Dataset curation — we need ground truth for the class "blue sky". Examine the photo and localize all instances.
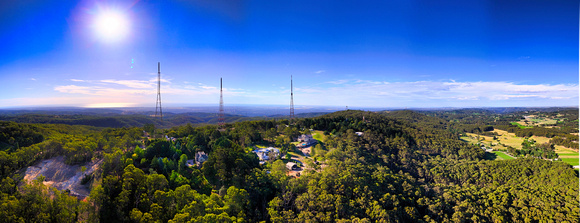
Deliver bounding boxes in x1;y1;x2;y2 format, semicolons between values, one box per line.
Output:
0;0;577;108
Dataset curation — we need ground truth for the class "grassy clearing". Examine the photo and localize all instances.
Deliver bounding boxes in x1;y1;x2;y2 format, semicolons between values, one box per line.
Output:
560;158;579;166
511;122;533;129
493;151;514;160
312;130;326;142
556;149;579;158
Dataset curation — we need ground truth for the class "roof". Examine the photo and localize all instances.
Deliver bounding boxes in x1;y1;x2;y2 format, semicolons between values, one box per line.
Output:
252;147;280;154
286;162;297;169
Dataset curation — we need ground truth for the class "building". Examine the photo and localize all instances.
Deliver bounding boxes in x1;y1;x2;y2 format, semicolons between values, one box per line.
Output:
195;151;208;167
297;134;317;148
252;147;280;164
286;162;298;170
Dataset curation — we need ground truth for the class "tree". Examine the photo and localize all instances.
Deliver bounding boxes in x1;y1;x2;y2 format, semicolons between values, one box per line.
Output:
224;186;249;218
145;140;173;160
178;154;188;174
144;124;155;135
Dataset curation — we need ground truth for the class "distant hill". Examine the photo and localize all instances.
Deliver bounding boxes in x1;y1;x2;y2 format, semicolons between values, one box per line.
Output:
0;110;330;128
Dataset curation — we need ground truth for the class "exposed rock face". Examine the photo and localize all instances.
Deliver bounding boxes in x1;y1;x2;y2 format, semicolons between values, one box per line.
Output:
24;156;102;198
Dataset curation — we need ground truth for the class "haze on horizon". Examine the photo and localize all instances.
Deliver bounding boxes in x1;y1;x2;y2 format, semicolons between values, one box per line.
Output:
0;0;577;109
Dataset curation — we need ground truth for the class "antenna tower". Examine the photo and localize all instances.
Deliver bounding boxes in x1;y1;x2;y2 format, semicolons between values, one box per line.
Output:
155;62;163;120
218;78;225;127
290;75;295;122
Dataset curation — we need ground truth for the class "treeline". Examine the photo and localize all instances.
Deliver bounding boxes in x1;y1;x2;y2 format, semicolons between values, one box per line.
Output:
0;113;266;129
496;124;577;138
550;135;579;149
0;121;44;151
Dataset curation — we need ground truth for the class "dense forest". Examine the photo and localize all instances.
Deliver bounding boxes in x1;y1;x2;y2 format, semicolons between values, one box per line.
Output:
0;111;329;129
0;109;577;222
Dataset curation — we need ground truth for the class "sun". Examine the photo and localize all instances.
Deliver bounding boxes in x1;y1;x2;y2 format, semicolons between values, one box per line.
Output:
93;10;129;43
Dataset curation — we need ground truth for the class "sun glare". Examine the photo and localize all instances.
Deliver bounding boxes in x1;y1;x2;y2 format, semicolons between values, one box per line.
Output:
94;10;129;43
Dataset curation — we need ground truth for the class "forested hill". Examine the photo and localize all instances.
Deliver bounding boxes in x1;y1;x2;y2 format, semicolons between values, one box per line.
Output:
0;112;327;128
0;110;577;222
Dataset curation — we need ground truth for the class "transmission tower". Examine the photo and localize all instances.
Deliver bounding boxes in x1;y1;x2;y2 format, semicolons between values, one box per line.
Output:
155;62;163;120
218;78;225;128
290;75;295;122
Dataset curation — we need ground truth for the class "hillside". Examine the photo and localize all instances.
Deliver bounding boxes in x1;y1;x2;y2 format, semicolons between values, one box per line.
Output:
0;110;577;222
0;110;329;129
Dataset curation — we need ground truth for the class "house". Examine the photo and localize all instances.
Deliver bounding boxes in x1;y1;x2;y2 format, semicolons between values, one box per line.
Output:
286;162;298;170
195;151;208;167
252;147;280;162
164;135;177;142
297;134;317;148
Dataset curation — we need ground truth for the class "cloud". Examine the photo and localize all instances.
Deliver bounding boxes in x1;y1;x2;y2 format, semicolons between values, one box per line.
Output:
314;70;326;74
326;79;350;85
294;79;578;107
51;75;251;106
29;78;36;81
54;85;96;95
30;76;580;108
518;56;531;60
101;79;153;89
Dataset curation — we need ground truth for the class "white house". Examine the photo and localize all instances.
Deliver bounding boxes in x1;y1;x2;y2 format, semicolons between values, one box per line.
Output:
252;147;280;162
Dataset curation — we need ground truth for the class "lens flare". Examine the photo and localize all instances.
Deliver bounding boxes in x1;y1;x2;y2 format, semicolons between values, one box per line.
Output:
94;10;129;43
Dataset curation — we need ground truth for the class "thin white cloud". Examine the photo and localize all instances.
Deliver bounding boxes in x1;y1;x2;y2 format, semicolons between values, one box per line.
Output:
148;77;171;83
101;79;153;89
54;85;96;95
70;79;86;82
314;70;326;74
29;78;36;81
326;79;350;85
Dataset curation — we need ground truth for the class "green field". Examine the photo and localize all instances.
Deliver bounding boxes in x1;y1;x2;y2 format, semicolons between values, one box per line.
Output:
510;122;533;129
493;151;515;160
557;151;579;157
312;130;326;142
560;158;579;166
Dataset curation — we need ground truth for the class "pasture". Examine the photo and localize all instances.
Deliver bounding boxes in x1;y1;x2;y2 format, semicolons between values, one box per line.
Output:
463;129;578;163
493;151;515;160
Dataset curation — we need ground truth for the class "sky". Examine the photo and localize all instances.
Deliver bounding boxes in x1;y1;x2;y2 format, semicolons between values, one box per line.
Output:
0;0;578;108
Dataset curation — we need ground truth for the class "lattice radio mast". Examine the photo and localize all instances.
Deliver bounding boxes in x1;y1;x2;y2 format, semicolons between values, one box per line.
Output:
155;62;163;120
218;78;225;127
290;75;295;122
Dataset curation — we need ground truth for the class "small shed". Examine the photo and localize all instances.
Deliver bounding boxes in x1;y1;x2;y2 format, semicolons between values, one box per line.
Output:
286;162;298;170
